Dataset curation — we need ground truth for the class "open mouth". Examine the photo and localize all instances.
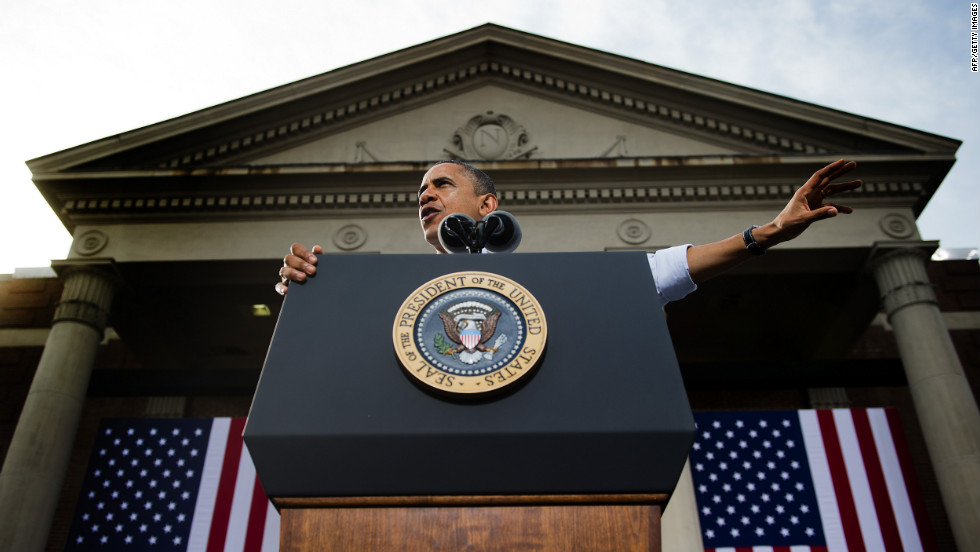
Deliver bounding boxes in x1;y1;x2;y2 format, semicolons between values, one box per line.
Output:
420;205;440;224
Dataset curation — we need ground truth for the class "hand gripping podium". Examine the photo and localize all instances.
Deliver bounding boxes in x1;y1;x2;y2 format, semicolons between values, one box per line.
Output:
245;252;695;551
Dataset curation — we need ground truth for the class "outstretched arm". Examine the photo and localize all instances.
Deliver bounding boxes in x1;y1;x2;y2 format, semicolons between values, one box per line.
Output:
687;159;861;283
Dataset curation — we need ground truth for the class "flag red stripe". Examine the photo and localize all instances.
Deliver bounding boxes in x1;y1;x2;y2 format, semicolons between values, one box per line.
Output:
812;547;829;552
207;417;247;552
817;409;866;552
243;474;269;552
885;408;938;552
852;409;905;551
772;546;791;552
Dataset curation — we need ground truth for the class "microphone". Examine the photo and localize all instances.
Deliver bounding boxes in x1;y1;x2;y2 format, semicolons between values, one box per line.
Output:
482;211;522;253
438;213;478;254
437;211;523;254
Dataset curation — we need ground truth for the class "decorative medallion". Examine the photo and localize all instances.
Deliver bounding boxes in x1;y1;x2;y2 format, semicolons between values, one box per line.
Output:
333;224;367;250
445;112;537;160
392;271;547;396
878;214;915;239
73;230;109;256
617;219;651;245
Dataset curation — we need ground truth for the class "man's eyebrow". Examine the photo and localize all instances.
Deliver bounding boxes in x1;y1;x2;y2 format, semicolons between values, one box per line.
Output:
418;176;455;196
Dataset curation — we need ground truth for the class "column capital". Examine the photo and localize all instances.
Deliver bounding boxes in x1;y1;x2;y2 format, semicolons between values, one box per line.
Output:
50;257;119;277
866;240;938;270
866;241;939;320
50;258;120;333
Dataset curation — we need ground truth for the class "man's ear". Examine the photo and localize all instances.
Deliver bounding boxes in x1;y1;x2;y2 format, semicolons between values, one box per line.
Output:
478;194;498;217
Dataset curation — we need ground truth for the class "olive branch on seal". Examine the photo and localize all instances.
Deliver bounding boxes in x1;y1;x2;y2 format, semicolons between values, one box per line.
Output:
433;333;457;359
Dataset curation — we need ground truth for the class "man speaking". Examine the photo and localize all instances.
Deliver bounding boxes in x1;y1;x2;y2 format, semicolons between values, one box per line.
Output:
275;158;860;304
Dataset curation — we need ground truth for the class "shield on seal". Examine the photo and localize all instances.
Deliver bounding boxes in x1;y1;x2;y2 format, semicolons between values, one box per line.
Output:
460;322;481;350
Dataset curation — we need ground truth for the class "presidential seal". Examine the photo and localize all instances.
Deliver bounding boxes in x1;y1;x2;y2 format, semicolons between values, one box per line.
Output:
392;271;547;396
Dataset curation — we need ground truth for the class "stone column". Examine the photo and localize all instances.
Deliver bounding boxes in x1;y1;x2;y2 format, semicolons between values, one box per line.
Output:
871;243;979;552
661;458;704;552
0;262;116;552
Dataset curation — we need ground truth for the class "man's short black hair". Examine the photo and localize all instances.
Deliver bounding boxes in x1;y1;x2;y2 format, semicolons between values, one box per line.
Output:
431;160;497;197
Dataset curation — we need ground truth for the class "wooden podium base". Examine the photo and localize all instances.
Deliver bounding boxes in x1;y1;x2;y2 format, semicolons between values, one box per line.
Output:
274;494;667;551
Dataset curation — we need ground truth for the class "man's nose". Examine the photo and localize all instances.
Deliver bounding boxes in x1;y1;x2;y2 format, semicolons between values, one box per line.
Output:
419;186;435;206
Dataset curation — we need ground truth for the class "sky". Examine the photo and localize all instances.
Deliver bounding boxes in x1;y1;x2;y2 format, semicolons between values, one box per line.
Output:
1;0;977;273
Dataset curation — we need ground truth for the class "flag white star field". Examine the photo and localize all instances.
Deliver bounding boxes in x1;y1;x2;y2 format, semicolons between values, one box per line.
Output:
66;418;278;551
690;409;936;552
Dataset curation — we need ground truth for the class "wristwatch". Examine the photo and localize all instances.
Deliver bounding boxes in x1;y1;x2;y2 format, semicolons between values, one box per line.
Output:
742;225;766;256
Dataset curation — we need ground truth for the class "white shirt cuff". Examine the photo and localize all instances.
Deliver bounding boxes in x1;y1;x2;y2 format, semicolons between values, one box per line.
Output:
648;245;697;306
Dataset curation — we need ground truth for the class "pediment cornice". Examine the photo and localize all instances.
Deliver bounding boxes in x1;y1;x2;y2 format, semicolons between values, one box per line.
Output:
152;61;840;169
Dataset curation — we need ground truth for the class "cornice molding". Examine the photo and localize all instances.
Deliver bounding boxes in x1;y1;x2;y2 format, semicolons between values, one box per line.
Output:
37;153;951;233
31;152;956;183
58;179;924;224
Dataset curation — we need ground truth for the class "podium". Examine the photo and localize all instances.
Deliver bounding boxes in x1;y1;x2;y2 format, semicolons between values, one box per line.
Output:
245;252;695;551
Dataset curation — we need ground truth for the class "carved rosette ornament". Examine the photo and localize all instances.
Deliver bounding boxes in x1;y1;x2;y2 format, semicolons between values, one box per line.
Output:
333;224;367;251
617;219;651;245
446;112;537;160
73;230;109;256
878;214;915;239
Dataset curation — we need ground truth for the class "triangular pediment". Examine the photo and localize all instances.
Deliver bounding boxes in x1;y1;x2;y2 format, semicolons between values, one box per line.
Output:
27;23;960;236
28;24;957;175
244;83;739;165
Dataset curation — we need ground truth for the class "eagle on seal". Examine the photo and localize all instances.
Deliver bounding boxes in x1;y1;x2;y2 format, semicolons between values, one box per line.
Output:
439;309;501;355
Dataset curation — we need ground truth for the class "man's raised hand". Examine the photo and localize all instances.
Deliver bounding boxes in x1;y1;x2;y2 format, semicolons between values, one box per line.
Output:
770;159;862;244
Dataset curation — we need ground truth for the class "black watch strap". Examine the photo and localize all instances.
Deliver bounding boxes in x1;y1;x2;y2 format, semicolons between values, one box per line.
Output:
742;225;766;256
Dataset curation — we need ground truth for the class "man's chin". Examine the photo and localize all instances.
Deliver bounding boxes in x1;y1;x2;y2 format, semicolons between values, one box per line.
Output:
422;225;443;252
422;215;444;236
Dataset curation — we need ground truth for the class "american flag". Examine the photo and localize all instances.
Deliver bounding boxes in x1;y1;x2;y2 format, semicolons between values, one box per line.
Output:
690;409;936;552
66;418;279;551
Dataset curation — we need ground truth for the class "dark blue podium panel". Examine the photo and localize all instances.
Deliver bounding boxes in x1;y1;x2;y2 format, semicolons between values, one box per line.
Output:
244;252;695;497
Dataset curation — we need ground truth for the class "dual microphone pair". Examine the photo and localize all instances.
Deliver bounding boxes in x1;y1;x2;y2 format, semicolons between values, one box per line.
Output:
437;211;522;254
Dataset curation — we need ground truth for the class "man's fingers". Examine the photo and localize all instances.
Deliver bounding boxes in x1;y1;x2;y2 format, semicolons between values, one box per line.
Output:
279;265;309;282
807;160;857;193
277;243;323;295
824;160;857;181
283;253;316;276
811;159;848;182
819;160;857;183
290;242;319;265
809;200;854;221
809;205;841;222
824;179;862;196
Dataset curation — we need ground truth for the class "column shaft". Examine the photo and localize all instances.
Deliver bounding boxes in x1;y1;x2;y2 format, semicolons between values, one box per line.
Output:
0;266;115;551
661;458;704;552
873;249;979;551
